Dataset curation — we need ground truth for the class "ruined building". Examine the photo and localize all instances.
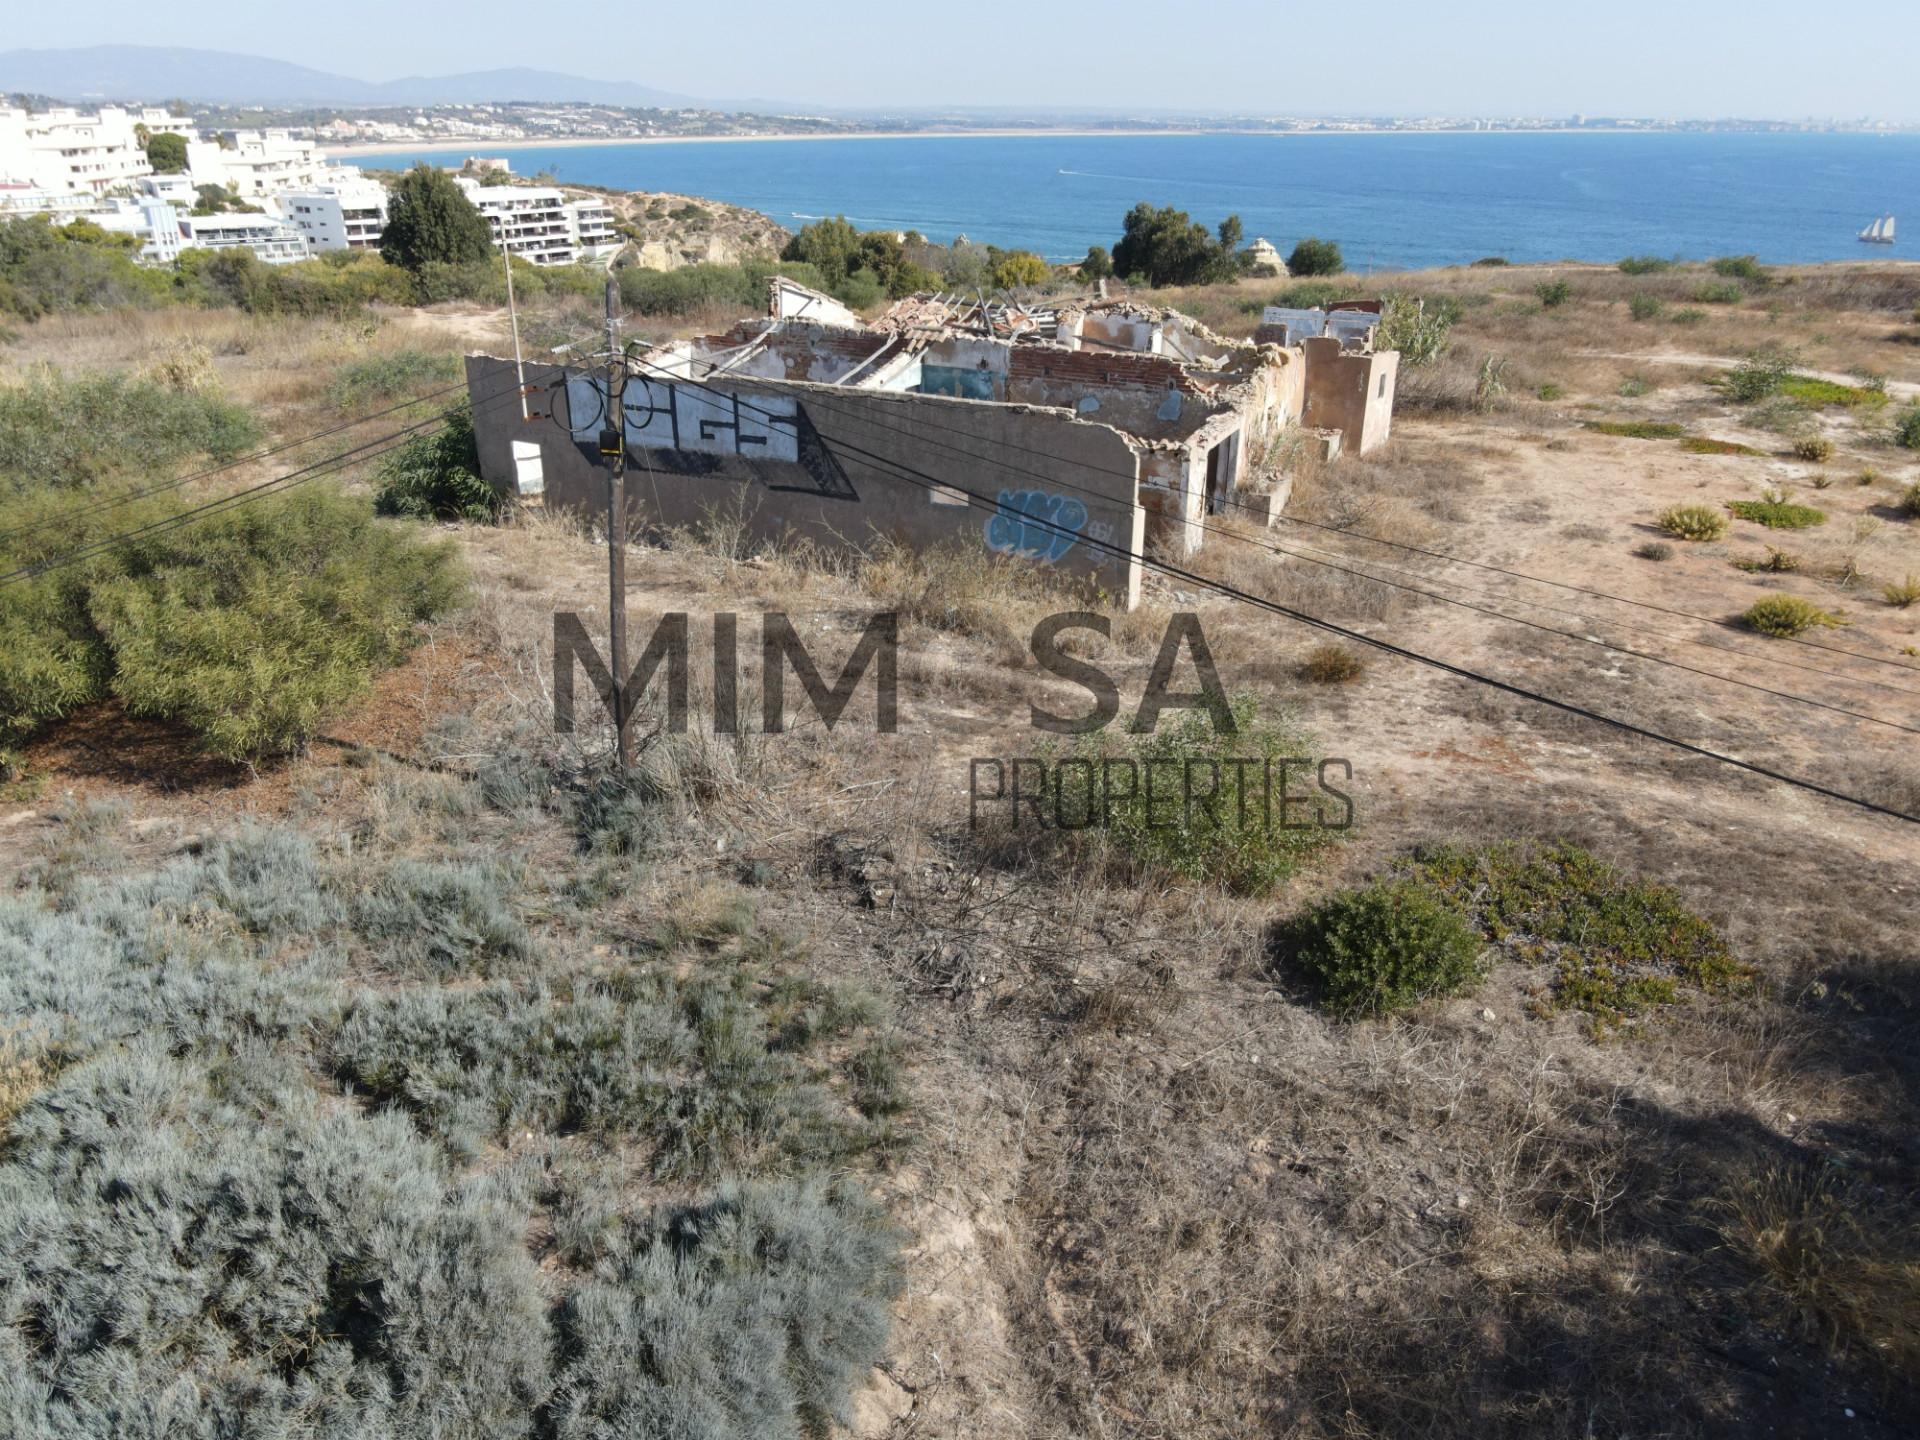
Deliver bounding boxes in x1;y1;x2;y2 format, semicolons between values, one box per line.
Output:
465;281;1400;609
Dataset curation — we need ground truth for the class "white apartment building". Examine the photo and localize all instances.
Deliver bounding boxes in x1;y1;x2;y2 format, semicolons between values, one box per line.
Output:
0;105;195;196
280;169;389;252
569;197;619;258
454;177;623;266
185;130;325;199
175;211;309;263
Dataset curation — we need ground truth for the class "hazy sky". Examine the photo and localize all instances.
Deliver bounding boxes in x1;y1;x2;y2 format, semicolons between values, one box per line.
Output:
11;1;1920;119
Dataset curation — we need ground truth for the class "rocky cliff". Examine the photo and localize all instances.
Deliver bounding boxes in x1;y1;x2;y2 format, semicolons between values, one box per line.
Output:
577;188;791;270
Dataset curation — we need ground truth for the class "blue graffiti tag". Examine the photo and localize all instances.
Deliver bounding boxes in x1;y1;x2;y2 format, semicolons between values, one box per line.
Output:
984;489;1088;563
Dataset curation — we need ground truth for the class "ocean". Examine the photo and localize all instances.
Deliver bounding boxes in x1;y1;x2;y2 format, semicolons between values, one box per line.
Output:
360;131;1919;271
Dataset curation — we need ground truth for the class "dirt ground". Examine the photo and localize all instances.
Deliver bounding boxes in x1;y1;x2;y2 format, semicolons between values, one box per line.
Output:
5;260;1919;1437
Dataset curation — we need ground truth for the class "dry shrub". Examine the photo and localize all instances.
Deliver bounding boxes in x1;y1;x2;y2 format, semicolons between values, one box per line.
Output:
1298;642;1366;683
855;537;1075;649
1714;1165;1920;1388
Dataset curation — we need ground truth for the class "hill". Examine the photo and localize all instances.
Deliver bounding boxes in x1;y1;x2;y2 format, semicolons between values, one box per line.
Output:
0;44;705;108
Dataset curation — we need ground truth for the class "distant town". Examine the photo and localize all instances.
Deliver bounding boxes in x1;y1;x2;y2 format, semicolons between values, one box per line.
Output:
6;94;1918;157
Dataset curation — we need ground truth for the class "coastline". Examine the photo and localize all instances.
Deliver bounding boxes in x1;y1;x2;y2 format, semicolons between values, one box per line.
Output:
321;126;1690;160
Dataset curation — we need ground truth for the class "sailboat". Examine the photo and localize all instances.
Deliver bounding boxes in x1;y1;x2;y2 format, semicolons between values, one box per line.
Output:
1859;214;1896;245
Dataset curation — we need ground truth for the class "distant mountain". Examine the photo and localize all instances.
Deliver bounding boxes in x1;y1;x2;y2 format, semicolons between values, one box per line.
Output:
0;45;706;109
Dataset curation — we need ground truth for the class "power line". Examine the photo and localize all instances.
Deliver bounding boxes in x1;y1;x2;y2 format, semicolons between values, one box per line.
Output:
621;351;1919;827
754;379;1920;679
732;386;1920;734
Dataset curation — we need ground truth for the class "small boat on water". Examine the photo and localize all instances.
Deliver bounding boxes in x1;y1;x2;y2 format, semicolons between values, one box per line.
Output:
1859;214;1896;244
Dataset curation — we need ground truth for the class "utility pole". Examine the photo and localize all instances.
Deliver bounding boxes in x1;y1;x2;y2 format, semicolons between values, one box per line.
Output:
503;242;528;421
600;277;632;769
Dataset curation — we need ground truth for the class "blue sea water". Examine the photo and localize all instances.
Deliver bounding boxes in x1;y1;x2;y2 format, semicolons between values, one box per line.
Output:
363;131;1920;270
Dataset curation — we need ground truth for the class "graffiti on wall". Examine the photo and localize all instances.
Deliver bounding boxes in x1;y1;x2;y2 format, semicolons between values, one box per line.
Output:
563;373;858;500
985;488;1088;563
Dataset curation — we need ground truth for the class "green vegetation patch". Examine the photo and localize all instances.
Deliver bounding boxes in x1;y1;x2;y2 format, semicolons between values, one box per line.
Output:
1681;436;1764;456
0;369;261;488
1776;375;1890;410
1728;498;1827;529
328;347;462;411
1586;419;1685;440
1064;693;1342;895
1405;843;1750;1030
1275;879;1485;1017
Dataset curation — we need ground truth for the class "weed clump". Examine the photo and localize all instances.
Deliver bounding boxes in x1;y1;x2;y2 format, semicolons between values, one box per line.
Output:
1633;541;1674;561
1743;595;1845;637
1276;879;1485;1017
1728;497;1826;530
1587;419;1684;440
1405;843;1748;1031
1534;279;1573;308
1790;436;1835;463
1901;480;1920;518
1298;643;1366;684
1895;405;1920;450
1657;504;1729;541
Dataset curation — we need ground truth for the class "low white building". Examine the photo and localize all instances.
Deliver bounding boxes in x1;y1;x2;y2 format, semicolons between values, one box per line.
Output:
176;210;310;263
185;130;324;199
280;168;389;252
0;105;196;196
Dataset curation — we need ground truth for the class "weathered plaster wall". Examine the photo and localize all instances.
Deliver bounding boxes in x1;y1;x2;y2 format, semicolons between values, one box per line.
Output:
468;355;1148;607
1301;338;1398;455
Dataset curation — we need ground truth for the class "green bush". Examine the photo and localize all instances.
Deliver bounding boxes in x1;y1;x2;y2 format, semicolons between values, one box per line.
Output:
1894;405;1920;450
1692;281;1746;305
1375;293;1456;366
1617;256;1674;275
1267;279;1349;310
1900;480;1920;517
1534;278;1573;308
1728;498;1826;529
329;348;462;410
0;486;464;761
0;370;261;489
92;488;462;759
1790;435;1835;462
1276;879;1485;1017
1285;237;1345;277
374;400;502;521
1629;292;1663;321
1657;504;1729;541
1711;254;1770;283
1883;574;1920;608
0;217;175;320
1723;346;1796;403
1743;594;1843;637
